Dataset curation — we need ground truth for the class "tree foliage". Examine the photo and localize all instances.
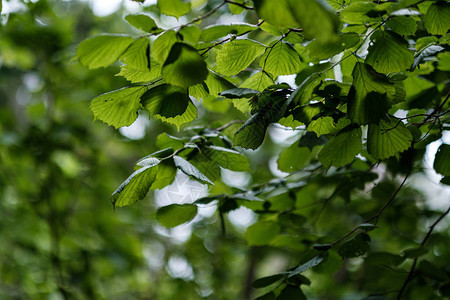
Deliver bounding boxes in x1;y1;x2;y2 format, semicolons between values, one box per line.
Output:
1;0;450;299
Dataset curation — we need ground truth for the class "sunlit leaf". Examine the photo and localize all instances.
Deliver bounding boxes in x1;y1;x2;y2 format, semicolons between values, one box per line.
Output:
216;39;266;76
157;0;191;18
125;14;161;33
111;162;158;207
91;86;148;128
306;33;360;60
75;35;134;69
367;118;412;160
260;41;302;77
385;16;417;36
201;24;257;41
318;125;362;168
424;2;450;35
365;30;414;74
240;71;274;91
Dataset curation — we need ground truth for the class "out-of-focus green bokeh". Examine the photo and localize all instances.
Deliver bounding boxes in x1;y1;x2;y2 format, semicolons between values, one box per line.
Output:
0;1;251;299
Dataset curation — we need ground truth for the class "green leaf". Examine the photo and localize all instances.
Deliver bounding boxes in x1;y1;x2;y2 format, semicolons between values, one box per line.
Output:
401;246;428;259
157;0;191;18
111;161;159;207
306;33;360;61
234;92;288;149
424;2;450;35
75;35;134;69
125;14;161;33
255;292;276;300
173;156;214;185
91;86;148;129
120;37;150;71
156;133;184;151
433;144;450;176
178;25;201;47
275;285;306;300
207;146;250;172
365;252;404;267
340;2;378;24
437;51;450;71
151;160;177;190
117;59;161;83
418;260;448;282
288;252;327;276
348;62;405;125
337;233;370;258
204;71;236;96
287;0;339;41
201;24;257;42
219;88;259;99
156;204;198;228
260;42;302;77
253;0;298;28
367;119;412;160
252;274;284;288
215;39;266;76
162;43;208;88
245;221;280;246
141;84;197;129
229;0;245;14
298;131;327;150
240;71;274;91
152;30;178;64
411;44;444;71
365;30;414;74
290;73;323;105
277;143;312;172
117;37;162;83
307;116;336;136
385;16;417;36
318;125;362;169
141;84;189;118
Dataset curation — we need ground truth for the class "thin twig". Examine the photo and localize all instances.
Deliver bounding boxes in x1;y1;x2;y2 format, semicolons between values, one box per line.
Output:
216;120;245;131
331;169;411;246
225;0;254;10
396;205;450;299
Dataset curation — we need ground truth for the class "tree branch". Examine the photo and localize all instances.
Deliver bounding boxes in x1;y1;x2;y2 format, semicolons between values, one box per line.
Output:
331;169;411;246
396;205;450;299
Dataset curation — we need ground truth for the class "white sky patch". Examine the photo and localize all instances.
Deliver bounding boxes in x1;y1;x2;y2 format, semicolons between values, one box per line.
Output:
143;241;165;269
415;131;450;210
228;206;256;230
221;169;251;189
119;114;149;140
86;0;123;17
1;0;27;14
154;223;193;244
277;74;297;88
166;255;194;280
155;171;208;206
269;125;300;145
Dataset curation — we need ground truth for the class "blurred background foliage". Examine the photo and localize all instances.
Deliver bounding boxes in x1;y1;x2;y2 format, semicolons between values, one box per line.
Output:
0;0;449;300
